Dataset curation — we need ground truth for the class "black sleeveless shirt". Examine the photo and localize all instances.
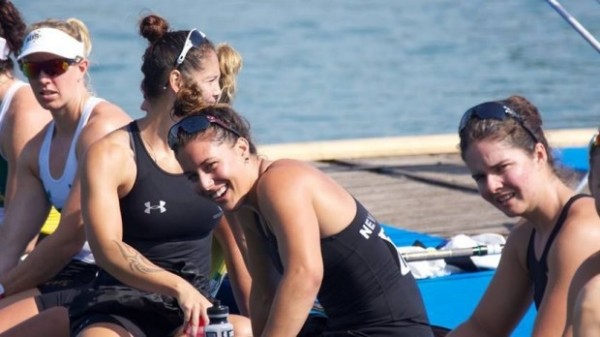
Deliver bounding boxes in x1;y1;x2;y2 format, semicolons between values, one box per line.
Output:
107;121;222;285
69;121;224;337
255;198;432;336
527;194;590;309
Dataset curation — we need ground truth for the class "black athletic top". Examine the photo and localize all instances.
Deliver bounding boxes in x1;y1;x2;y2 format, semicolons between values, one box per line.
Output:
69;122;222;337
527;194;589;309
117;122;219;276
256;198;433;337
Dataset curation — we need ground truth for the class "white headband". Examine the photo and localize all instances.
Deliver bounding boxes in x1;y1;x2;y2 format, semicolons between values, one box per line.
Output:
17;28;85;61
0;37;10;60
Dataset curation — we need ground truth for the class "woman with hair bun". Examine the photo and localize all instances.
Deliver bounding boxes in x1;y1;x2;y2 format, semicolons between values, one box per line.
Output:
63;13;252;337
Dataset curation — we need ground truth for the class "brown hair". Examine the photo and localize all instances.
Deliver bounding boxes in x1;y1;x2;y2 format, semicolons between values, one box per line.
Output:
138;14;215;102
459;95;555;169
171;83;256;154
0;0;26;72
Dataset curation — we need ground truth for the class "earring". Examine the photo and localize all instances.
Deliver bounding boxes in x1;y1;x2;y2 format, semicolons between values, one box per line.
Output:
244;157;249;165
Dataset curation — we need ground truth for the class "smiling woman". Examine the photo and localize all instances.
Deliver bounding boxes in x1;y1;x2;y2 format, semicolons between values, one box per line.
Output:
169;86;435;337
446;95;600;337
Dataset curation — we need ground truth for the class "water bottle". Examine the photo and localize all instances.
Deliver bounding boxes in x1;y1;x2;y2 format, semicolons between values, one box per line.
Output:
205;300;234;337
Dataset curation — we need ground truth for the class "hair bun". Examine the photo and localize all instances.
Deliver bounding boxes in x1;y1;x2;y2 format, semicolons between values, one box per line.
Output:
139;14;169;44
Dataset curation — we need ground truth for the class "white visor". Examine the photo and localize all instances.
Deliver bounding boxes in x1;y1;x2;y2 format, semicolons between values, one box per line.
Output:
17;28;84;61
0;37;10;60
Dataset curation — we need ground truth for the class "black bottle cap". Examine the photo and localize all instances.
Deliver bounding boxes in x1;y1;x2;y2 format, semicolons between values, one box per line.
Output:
207;299;229;317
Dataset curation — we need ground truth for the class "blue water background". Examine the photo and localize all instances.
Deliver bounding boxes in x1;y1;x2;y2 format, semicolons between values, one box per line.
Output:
16;0;600;145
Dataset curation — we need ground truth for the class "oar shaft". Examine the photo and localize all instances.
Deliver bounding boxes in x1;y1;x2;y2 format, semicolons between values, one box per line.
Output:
400;244;504;262
546;0;600;53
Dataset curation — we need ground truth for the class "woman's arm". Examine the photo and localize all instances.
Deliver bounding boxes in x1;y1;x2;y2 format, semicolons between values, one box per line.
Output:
234;208;279;336
254;166;324;337
0;139;52;281
0;86;51;208
213;217;251;316
544;200;600;337
0;101;129;296
448;224;534;337
81;135;211;330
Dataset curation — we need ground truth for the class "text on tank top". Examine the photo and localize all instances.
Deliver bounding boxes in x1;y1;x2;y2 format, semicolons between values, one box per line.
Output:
253;197;429;330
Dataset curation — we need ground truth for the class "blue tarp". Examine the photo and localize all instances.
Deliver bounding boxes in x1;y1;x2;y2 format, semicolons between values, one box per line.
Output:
383;225;535;337
554;146;589;172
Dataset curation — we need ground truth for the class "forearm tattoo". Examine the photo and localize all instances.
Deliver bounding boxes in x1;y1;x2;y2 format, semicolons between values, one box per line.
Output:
113;240;163;273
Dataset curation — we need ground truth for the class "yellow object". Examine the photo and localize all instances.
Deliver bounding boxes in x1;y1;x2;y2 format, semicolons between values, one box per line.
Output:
209;237;227;297
40;207;61;235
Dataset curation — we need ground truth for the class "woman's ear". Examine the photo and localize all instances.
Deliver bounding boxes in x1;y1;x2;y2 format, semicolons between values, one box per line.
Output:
166;69;183;92
76;58;89;79
235;137;250;157
534;142;548;164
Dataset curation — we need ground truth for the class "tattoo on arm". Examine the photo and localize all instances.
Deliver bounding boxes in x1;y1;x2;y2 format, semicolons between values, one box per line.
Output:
113;240;163;273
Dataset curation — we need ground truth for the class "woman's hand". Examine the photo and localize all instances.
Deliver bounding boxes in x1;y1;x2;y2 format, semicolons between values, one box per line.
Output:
176;282;213;337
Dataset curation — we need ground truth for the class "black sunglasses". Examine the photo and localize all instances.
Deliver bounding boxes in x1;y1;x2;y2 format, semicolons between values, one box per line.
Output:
175;28;207;67
458;101;538;142
19;58;80;79
589;131;600;154
168;114;240;151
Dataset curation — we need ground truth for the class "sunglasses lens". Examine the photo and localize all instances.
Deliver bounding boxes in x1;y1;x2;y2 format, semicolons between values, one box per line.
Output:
175;29;207;66
20;62;37;78
168;116;211;150
189;30;206;46
21;59;71;79
459;102;507;132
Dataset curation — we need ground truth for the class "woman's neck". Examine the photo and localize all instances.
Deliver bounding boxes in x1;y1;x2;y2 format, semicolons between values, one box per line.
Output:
244;157;271;209
51;88;91;135
524;178;575;234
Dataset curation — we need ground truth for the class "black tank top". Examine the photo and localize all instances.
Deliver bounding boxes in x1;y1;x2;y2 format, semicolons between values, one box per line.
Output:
100;122;222;287
527;194;590;308
256;198;431;335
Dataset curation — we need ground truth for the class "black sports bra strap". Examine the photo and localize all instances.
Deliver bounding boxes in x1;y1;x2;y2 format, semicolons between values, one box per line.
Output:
539;194;590;263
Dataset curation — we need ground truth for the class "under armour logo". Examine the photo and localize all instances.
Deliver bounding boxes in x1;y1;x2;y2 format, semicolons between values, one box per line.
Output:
144;200;167;214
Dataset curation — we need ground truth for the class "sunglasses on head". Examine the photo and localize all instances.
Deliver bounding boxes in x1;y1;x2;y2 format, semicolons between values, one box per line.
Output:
19;58;80;79
168;114;240;151
589;131;600;154
458;101;538;142
175;29;207;67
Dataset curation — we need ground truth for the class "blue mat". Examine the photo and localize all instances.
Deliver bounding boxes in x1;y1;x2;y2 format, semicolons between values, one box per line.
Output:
554;146;589;172
383;225;535;337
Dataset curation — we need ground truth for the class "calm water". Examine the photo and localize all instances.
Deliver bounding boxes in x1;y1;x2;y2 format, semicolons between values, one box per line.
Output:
16;0;600;145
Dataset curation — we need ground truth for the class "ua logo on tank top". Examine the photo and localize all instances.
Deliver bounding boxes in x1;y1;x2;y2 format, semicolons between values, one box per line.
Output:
144;200;166;214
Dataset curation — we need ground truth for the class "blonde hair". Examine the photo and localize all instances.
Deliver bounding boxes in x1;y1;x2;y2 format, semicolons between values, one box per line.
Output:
216;43;242;104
